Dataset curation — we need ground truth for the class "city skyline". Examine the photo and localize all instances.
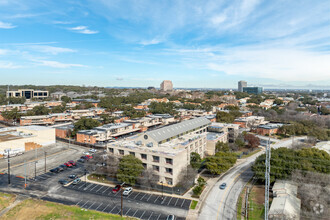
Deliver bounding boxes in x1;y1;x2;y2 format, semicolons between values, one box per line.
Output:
0;0;330;89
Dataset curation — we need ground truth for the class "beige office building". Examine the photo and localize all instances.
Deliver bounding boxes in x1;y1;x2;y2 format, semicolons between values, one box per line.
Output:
7;89;49;99
160;80;173;91
107;117;211;186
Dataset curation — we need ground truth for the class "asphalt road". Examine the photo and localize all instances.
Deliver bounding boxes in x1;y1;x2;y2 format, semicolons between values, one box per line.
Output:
198;137;306;220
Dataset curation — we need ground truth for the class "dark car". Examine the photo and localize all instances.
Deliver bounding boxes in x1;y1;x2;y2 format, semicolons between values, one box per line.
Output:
57;166;64;172
77;158;85;163
220;183;227;189
50;167;59;173
69;174;77;179
59;164;67;170
68;160;76;166
166;215;175;220
58;179;69;185
112;185;121;193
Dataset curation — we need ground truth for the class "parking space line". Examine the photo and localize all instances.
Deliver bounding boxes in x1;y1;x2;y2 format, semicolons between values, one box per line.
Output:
167;197;173;206
95;203;103;211
77;183;87;189
148;212;154;220
90;184;99;191
110;205;117;213
102;204;110;212
156;213;161;220
180;199;185;207
132;209;139;217
115;208;121;215
83;183;94;191
76;200;83;206
96;185;104;192
174;198;179;206
88;202;96;209
153;196;160;203
140;193;147;200
102;187;110;194
125;208;131;215
161;197;167;205
81;200;89;208
140;210;146;219
146;194;153;202
133;192;140;199
127;192;135;198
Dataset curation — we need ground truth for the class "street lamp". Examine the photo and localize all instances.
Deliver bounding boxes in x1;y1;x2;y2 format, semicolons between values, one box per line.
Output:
5;149;11;185
84;169;87;188
161;181;164;200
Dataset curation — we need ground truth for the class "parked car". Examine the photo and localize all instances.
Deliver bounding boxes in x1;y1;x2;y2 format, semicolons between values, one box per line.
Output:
112;185;121;193
59;164;68;170
123;187;132;196
58;179;69;185
220;183;227;189
68;160;76;166
89;149;97;153
85;155;93;159
57;166;64;172
166;215;175;220
72;178;81;185
64;162;73;168
50;167;59;173
77;158;85;163
83;152;91;155
69;174;77;179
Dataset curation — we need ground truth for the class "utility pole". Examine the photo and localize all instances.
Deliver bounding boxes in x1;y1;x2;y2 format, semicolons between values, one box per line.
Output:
24;160;27;188
34;161;37;181
161;181;164;200
121;188;123;217
7;85;9;105
44;151;47;173
6;149;11;185
84;169;87;188
264;138;271;220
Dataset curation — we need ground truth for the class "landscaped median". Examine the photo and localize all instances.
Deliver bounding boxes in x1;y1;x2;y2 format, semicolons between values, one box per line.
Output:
1;197;136;220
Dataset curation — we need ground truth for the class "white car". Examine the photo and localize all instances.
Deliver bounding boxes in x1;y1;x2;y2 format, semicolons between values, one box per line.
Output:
83;152;91;155
123;187;133;196
89;149;97;153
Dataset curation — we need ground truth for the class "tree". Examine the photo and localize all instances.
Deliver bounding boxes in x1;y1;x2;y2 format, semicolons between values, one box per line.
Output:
51;103;66;113
74;117;100;132
176;165;197;189
116;155;144;185
1;107;21;121
137;168;159;189
274;98;283;105
61;96;72;103
235;137;245;149
100;114;115;124
244;134;260;148
27;105;50;116
215;142;230;153
205;151;237;175
190;152;202;169
216;111;235;123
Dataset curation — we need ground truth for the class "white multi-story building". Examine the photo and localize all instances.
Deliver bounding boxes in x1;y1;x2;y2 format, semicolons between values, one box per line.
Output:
160;80;173;91
106;117;211;186
238;80;247;92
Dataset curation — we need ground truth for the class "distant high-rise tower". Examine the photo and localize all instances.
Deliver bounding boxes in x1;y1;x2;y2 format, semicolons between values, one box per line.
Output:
238;80;247;92
160;80;173;91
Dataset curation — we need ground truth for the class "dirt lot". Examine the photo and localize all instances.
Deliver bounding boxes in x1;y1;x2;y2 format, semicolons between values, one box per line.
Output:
2;198;135;220
0;192;16;212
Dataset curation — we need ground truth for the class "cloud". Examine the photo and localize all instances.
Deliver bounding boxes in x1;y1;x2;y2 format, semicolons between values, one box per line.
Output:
116;77;123;81
0;49;8;55
0;21;16;29
35;60;86;68
0;61;21;69
27;45;76;55
210;15;227;25
68;26;98;34
140;38;162;46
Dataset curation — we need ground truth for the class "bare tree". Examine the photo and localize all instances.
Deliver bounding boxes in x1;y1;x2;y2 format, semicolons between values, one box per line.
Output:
176;165;197;189
137;168;159;190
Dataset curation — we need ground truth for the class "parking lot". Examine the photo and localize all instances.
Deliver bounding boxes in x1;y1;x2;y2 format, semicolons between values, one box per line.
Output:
66;181;192;210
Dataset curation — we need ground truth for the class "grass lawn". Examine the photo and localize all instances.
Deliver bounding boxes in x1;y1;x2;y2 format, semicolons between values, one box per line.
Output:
241;148;262;159
236;189;244;219
87;174;113;185
248;185;265;220
190;200;198;209
0;192;16;212
2;198;135;220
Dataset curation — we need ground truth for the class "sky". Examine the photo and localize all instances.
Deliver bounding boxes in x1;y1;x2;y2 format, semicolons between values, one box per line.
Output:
0;0;329;89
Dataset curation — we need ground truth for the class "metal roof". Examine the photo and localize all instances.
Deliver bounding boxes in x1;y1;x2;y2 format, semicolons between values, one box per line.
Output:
145;117;211;143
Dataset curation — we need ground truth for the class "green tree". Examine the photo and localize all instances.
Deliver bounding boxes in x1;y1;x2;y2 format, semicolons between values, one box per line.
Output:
61;96;72;103
1;107;21;121
205;151;237;175
117;155;144;185
274;99;284;105
51;103;66;113
215;142;230;152
74;117;100;132
100;114;116;124
216;111;235;123
28;105;50;116
190;152;202;169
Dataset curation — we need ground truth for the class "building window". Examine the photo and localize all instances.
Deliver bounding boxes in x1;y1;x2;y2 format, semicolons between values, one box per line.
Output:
165;168;173;174
142;163;147;169
119;150;124;155
165;158;173;165
129;152;135;156
165;178;173;185
141;154;147;160
153;156;160;163
109;148;114;153
153;165;159;172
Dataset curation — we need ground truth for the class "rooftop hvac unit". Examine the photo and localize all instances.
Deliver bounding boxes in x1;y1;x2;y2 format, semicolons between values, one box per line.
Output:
146;142;153;148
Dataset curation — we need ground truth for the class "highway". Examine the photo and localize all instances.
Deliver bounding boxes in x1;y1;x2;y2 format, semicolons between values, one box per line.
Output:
198;137;305;220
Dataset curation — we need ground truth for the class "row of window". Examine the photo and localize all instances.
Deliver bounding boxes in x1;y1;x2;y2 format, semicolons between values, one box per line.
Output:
142;163;173;175
109;148;173;164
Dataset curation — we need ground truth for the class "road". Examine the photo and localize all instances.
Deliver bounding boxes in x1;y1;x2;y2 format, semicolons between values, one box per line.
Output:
198;137;306;220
